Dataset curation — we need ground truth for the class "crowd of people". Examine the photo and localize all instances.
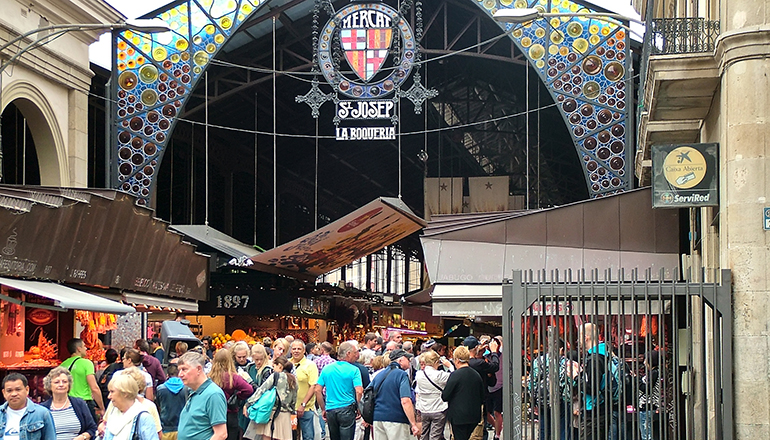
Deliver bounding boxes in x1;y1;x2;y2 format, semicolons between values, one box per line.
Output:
528;323;665;440
0;331;505;440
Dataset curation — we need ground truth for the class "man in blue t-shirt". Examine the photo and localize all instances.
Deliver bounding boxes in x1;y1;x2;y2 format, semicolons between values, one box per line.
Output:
315;342;363;440
369;349;420;439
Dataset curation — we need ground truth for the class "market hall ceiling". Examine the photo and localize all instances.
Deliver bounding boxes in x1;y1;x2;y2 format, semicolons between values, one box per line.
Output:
111;0;630;250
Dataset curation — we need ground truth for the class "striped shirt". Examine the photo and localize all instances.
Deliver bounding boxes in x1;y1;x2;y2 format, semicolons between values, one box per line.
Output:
51;406;81;440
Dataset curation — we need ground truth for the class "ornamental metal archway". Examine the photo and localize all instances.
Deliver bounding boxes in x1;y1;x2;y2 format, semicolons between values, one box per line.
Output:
111;0;632;205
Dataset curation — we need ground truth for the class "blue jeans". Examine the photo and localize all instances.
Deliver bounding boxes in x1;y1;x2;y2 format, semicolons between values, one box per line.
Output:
326;403;357;440
538;402;570;440
297;409;315;440
315;407;327;437
638;410;659;440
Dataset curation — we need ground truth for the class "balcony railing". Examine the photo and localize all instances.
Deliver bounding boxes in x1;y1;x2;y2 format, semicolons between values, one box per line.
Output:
650;18;720;55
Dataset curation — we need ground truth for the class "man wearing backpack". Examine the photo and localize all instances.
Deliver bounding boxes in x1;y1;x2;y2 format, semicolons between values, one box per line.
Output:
571;323;612;440
368;349;420;440
315;342;363;440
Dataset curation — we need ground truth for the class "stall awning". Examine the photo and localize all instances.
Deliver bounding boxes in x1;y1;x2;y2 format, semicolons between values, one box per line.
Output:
431;284;502;317
0;277;135;314
250;197;426;281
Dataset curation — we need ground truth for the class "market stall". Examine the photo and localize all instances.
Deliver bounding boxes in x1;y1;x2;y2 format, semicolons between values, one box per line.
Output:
0;278;134;402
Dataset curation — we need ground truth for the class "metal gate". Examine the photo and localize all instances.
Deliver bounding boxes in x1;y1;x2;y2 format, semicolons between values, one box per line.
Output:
501;269;732;440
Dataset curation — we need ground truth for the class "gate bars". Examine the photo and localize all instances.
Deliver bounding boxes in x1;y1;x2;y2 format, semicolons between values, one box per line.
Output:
501;269;732;440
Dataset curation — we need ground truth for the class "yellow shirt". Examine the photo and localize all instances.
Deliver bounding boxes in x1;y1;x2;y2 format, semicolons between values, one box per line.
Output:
292;356;319;410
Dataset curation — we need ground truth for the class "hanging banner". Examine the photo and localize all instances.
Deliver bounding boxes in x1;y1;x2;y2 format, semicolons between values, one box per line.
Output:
652;143;718;208
250;197;426;279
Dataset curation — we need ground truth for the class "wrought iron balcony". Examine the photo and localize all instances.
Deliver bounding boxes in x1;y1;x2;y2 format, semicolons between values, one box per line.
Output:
649;18;720;55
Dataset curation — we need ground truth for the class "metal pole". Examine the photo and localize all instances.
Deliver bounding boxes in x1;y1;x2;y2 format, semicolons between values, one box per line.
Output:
1;72;4;182
22;116;26;184
205;71;209;227
525;64;530;210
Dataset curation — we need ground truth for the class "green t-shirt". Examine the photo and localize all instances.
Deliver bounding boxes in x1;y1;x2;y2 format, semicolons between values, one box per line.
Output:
178;379;227;440
60;355;95;400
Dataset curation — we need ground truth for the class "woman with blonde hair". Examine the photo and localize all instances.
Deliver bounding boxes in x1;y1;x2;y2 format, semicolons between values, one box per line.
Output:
98;367;163;440
41;367;97;440
246;344;273;387
210;349;253;440
415;351;454;440
101;374;157;440
243;356;297;440
440;346;485;440
271;338;289;361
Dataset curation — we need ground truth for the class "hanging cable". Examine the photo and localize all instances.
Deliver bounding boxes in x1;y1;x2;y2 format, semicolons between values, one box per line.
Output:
254;93;259;246
272;15;277;249
315;117;319;230
205;71;210;226
398;94;402;199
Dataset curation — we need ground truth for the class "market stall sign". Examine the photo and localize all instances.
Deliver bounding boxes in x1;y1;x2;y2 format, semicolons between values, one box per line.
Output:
198;290;330;318
652;143;719;208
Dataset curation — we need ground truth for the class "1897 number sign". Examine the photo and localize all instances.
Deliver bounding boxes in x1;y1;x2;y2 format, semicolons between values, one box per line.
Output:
215;295;250;309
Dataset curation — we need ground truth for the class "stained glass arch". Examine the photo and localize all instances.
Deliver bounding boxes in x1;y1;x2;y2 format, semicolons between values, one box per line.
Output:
111;0;632;204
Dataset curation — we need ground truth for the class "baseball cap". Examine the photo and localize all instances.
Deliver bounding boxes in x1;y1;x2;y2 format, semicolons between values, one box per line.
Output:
462;335;480;349
389;348;413;360
424;339;436;348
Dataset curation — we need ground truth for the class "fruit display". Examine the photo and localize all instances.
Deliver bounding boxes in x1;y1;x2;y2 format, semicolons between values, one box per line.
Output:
211;329;257;349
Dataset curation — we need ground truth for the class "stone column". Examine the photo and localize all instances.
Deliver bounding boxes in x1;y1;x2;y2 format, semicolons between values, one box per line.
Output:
718;1;770;435
68;88;89;187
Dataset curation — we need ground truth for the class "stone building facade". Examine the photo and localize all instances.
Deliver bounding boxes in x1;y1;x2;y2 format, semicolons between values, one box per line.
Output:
0;0;121;186
636;0;770;437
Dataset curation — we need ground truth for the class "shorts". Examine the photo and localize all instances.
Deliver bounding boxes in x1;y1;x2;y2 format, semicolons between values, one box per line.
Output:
486;388;503;414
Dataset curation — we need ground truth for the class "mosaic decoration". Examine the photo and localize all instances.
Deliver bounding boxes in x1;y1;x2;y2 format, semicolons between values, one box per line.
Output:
112;0;265;205
111;0;630;203
473;0;632;197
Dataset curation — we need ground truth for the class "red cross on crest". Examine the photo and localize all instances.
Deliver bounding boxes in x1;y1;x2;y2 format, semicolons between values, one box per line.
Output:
341;27;393;82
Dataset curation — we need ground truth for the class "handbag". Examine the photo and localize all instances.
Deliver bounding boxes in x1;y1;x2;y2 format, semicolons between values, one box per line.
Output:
247;372;281;424
227;391;240;411
131;411;148;440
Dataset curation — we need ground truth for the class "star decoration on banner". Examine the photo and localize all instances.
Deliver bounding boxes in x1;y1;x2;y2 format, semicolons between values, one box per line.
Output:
485;181;493;189
440;183;448;191
295;80;335;118
399;72;438;114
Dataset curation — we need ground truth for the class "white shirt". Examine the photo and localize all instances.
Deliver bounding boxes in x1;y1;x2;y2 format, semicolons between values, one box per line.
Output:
4;407;26;440
415;367;451;414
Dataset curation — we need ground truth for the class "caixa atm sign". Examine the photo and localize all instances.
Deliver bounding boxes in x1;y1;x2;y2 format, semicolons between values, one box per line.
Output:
652;143;718;208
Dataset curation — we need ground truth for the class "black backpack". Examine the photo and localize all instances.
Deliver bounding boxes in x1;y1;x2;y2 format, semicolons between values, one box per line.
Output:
359;366;394;424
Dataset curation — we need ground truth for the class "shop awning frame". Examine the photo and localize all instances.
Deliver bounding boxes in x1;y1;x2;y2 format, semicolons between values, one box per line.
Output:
0;277;135;314
124;293;198;313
